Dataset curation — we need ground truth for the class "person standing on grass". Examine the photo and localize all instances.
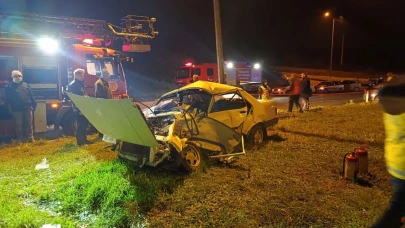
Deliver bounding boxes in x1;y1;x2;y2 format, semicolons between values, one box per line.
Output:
300;72;312;111
95;68;113;138
287;76;303;113
4;70;37;143
371;74;405;228
67;68;92;146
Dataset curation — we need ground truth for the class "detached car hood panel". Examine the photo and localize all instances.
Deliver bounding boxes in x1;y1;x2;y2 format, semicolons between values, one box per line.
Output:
66;92;158;148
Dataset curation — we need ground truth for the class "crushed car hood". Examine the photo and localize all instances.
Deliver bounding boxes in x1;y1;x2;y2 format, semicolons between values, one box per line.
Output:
66;92;158;147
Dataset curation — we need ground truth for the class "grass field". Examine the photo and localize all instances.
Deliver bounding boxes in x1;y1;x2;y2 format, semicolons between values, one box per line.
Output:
0;102;393;227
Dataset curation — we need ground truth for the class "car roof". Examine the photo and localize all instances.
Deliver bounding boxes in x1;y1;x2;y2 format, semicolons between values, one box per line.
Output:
162;81;243;97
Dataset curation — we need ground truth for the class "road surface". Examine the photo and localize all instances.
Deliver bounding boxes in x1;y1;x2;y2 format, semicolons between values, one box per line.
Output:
135;92;365;111
272;92;364;110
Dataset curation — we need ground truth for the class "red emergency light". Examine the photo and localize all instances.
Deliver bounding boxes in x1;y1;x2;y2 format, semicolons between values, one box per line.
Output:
82;38;102;46
185;62;193;67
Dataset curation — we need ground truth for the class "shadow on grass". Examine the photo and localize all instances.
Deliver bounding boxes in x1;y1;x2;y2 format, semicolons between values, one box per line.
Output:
267;133;287;142
279;129;383;147
52;143;77;154
122;163;189;214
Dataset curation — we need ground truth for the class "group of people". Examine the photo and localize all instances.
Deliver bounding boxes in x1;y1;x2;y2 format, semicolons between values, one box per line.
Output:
255;73;312;113
4;68;112;146
67;68;113;146
287;72;312;113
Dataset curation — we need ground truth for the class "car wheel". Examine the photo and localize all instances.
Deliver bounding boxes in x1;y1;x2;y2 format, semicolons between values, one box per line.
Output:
181;144;205;172
248;124;266;145
353;87;360;92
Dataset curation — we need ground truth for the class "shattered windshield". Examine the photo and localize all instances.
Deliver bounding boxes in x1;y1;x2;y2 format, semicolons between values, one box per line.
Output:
153;89;212;114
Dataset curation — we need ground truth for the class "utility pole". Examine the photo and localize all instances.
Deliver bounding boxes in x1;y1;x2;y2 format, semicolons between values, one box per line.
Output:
340;34;345;68
329;19;335;75
213;0;225;84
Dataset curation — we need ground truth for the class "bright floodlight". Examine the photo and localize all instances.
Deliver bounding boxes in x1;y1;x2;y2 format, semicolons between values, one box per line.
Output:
254;63;261;69
38;38;59;53
226;62;234;68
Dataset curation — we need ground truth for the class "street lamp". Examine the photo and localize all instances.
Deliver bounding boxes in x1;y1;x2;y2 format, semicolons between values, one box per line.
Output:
324;12;345;73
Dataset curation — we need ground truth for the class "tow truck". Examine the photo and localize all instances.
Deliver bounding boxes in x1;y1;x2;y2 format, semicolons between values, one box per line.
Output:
0;11;158;139
175;61;263;87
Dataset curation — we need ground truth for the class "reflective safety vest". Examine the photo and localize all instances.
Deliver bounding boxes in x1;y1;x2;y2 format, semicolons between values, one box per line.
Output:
259;85;270;100
384;112;405;180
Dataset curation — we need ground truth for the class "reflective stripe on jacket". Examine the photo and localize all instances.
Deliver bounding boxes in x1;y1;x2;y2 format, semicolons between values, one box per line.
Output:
383;113;405;180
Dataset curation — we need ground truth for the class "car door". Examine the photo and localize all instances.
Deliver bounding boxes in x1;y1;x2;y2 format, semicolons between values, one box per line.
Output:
208;91;248;132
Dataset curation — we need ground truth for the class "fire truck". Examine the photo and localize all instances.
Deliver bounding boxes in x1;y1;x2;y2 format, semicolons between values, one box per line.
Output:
0;11;158;138
175;61;263;87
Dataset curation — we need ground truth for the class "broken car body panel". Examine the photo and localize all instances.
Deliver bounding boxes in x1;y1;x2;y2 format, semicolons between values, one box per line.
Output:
66;92;158;147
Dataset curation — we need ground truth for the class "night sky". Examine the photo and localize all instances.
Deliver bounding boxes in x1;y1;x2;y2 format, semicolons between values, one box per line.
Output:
2;0;405;81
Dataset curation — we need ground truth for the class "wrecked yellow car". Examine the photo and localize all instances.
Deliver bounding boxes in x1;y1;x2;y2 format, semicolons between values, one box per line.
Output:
66;81;278;171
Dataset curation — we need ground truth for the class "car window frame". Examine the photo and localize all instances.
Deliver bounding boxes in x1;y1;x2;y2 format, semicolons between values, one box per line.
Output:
209;90;247;113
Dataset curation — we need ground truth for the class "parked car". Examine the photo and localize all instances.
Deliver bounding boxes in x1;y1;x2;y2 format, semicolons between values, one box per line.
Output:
271;85;290;95
271;84;315;95
240;82;262;98
314;81;344;93
67;81;279;172
341;80;361;92
363;84;382;102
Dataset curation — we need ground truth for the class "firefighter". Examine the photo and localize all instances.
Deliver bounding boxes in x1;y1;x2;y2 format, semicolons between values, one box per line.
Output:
4;70;37;143
94;68;112;138
258;80;271;100
190;74;199;83
67;68;91;146
95;68;112;99
371;74;405;227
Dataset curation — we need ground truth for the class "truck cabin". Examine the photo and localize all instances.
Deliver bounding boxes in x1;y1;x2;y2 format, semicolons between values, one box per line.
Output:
65;43;128;100
175;63;217;87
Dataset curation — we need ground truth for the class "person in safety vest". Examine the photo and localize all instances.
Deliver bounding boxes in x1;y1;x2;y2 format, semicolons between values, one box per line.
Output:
258;80;271;100
371;74;405;228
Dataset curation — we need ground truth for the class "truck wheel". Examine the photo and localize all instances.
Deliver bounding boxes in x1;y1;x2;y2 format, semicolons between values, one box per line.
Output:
60;110;75;136
60;110;96;136
248;124;266;145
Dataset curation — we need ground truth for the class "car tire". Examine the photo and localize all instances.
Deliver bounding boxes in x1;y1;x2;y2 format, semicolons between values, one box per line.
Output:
353;87;360;92
180;144;205;172
248;124;266;145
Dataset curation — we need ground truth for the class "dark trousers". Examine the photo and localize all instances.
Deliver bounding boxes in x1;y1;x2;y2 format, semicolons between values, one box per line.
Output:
301;94;310;111
288;95;302;112
12;110;34;142
75;114;89;145
372;176;405;228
